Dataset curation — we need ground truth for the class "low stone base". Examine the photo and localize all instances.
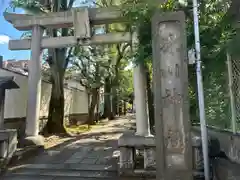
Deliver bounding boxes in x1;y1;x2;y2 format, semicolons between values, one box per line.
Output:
19;135;44;148
0;129;18;173
0;129;18;159
118;132;156;177
118;132;207;178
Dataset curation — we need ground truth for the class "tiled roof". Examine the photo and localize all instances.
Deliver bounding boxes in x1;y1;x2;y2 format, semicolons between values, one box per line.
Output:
3;59;49;76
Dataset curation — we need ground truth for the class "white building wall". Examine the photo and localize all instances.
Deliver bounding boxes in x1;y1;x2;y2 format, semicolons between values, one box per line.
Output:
70;89;89;114
0;68;88;119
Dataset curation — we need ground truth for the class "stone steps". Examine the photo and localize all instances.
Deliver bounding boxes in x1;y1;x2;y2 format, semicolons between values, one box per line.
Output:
2;174;114;180
2;163;118;180
8;163;118;171
2;169;149;180
3;174;149;180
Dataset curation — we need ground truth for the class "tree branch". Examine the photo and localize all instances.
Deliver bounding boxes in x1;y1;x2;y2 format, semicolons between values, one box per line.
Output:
116;43;130;60
68;0;75;8
64;47;73;70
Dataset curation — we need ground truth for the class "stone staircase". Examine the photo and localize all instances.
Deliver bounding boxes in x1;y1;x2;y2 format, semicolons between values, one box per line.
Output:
2;163;151;180
3;163;119;180
1;144;121;180
1;117;147;180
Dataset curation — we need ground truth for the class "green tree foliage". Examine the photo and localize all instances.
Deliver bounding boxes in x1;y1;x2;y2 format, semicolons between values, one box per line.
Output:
90;0;132;119
71;45;110;124
122;0;239;129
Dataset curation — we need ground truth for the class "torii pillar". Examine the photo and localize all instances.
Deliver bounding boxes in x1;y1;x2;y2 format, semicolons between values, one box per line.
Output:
133;64;151;136
24;25;44;146
132;32;151;137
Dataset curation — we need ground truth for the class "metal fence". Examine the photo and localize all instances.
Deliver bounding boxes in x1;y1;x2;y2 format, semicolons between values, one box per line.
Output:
226;53;240;133
202;53;240;133
201;55;231;131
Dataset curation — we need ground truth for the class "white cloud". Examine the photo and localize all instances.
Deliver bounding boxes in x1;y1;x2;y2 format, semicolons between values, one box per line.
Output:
0;35;10;44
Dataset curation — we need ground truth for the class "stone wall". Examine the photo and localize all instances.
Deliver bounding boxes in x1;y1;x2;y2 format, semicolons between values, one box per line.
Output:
4;117;25;139
192;126;240;164
0;68;89;119
68;113;89;126
4;113;90;138
191;126;240;179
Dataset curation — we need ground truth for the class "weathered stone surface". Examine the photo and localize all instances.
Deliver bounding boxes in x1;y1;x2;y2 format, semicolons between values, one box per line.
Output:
144;148;156;170
118;132;155;147
25;25;43;138
119;147;134;171
133;63;151;137
2;175;55;180
192;126;240;163
118;132;157;176
4;7;125;30
118;131;206;177
213;158;240;180
152;11;192;180
10;163;117;171
69;164;117;171
80;158;97;164
9;33;132;50
64;158;82;164
73;8;91;39
0;129;18;159
2;117;132;180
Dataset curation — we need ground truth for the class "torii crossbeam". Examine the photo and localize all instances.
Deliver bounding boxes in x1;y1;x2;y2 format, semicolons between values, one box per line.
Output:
4;6;131;50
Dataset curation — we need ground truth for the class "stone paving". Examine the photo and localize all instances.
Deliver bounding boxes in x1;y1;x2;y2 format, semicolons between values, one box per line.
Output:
4;115;240;180
2;116;146;180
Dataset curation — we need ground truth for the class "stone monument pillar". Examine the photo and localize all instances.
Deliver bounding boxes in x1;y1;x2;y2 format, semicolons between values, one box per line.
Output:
152;11;193;180
25;25;44;146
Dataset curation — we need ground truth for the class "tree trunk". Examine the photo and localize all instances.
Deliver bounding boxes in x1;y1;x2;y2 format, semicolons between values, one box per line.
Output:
88;88;99;125
189;65;198;123
103;77;114;120
44;73;67;134
145;65;155;131
112;87;118;117
95;91;100;123
37;1;72;135
123;101;127;115
118;100;123;116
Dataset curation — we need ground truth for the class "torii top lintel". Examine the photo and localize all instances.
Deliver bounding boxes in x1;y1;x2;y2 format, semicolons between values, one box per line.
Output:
3;6;125;31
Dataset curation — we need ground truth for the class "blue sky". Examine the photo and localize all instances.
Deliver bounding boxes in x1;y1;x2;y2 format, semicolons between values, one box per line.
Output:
0;0;31;61
0;0;91;61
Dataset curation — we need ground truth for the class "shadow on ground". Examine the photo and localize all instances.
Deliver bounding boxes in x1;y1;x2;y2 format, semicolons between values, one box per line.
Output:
8;116;136;171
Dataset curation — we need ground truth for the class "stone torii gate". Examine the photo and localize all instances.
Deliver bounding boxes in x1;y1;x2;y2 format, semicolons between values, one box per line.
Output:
4;5;193;180
3;6;150;146
3;7;134;141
